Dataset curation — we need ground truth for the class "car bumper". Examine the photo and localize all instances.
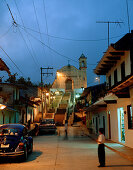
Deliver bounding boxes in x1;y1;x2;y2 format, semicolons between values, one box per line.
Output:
0;151;24;157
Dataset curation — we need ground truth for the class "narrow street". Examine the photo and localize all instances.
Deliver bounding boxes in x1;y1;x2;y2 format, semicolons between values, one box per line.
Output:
0;125;133;170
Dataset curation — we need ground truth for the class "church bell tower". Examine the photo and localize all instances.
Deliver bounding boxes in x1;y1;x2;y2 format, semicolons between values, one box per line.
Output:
79;53;87;88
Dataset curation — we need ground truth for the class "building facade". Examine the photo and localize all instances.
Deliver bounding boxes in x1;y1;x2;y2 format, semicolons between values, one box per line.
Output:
94;31;133;148
52;54;87;93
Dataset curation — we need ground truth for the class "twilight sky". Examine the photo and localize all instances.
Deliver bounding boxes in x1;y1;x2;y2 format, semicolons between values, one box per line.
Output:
0;0;133;86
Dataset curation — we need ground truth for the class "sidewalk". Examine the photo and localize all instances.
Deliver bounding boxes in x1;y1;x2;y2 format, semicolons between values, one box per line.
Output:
80;123;133;162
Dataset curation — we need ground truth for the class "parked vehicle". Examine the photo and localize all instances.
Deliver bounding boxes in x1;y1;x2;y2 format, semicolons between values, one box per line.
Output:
0;124;33;161
39;119;56;134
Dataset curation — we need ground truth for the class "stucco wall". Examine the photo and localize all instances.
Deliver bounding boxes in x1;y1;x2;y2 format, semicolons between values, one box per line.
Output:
107;98;132;147
107;104;118;142
91;108;108;139
52;65;87;89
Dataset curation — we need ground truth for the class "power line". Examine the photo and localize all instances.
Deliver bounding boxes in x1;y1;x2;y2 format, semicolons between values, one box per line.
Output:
19;26;97;66
17;27;40;71
4;0;40;77
0;53;16;72
42;0;50;45
0;46;24;75
14;0;40;69
18;24;126;42
32;0;46;56
0;24;13;39
20;28;79;63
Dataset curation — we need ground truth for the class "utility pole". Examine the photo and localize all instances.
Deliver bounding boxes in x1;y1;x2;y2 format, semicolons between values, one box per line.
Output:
96;21;123;47
40;67;53;120
5;1;17;26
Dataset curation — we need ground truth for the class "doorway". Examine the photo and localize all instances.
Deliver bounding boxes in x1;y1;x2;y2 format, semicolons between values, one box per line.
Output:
65;79;72;90
108;111;111;139
117;108;125;142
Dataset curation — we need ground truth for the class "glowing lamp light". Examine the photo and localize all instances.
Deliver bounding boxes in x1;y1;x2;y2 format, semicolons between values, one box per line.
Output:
57;72;62;77
95;77;99;81
55;91;59;95
0;104;6;110
75;94;80;98
95;77;100;84
46;93;49;96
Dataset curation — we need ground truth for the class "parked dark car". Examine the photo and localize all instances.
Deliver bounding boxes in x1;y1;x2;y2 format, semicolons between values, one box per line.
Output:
39;119;56;134
0;124;33;161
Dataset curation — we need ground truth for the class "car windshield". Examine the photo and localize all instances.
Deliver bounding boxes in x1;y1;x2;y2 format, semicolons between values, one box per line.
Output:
41;119;55;124
0;128;19;136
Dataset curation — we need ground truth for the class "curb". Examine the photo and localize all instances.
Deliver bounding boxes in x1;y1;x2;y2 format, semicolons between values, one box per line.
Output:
88;135;133;162
104;144;133;162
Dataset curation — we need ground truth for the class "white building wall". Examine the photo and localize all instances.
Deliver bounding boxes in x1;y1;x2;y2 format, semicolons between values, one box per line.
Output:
125;51;131;76
92;109;108;139
126;86;133;148
107;104;118;141
107;98;132;147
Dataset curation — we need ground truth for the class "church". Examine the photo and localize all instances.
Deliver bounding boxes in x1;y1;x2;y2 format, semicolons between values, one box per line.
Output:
52;53;87;94
50;54;87;124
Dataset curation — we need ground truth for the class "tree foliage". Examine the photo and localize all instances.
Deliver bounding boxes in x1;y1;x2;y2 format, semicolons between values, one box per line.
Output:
5;75;34;87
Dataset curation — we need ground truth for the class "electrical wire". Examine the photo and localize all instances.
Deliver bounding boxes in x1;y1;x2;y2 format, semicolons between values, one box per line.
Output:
17;27;41;71
32;0;46;56
19;27;97;66
0;24;13;39
0;53;16;72
18;24;126;42
14;0;40;69
0;46;24;75
42;0;53;67
42;0;50;45
20;28;79;63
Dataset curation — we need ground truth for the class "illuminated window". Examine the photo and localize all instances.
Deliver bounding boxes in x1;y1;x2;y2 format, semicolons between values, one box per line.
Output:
127;105;133;129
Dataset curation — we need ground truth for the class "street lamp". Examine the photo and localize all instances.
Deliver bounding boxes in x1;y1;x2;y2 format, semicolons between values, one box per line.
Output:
57;72;62;77
95;76;100;84
0;104;7;110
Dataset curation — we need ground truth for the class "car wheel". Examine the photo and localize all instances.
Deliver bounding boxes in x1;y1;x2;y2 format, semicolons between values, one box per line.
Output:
22;146;28;161
30;143;33;153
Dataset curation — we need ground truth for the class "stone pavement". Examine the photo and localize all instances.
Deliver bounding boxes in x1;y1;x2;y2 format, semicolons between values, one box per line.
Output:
80;122;133;162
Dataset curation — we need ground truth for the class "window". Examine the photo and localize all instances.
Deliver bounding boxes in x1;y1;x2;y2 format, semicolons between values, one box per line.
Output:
121;62;125;81
127;105;133;129
82;61;85;67
114;69;117;85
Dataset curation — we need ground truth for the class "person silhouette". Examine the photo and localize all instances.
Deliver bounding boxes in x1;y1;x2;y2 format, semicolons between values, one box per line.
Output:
97;128;105;167
64;120;68;138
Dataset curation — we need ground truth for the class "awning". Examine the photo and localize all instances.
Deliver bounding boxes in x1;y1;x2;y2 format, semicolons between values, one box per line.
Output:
86;93;118;111
94;45;125;75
